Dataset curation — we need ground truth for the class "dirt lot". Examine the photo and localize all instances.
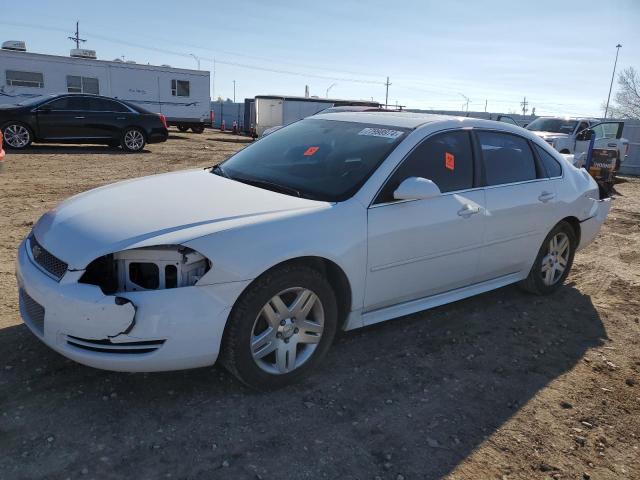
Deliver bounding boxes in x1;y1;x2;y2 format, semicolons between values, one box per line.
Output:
0;131;639;480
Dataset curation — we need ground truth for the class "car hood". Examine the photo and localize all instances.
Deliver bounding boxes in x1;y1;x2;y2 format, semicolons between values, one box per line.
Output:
33;169;330;269
531;131;569;141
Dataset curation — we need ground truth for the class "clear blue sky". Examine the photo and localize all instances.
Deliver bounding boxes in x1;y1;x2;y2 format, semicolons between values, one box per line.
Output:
1;0;638;116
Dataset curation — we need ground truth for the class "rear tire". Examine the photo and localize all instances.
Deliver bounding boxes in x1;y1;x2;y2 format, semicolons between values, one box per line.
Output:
191;125;205;134
120;127;146;152
177;125;189;132
519;221;577;295
2;122;32;150
221;264;338;390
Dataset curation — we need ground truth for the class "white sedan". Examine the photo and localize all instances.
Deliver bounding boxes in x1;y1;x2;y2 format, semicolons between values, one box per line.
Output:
16;112;611;389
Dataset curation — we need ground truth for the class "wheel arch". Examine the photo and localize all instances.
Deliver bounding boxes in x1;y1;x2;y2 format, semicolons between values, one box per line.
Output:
1;120;35;144
122;125;148;139
560;216;581;245
232;256;353;331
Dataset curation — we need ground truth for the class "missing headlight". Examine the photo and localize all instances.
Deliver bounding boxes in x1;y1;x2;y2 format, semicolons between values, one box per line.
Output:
80;246;210;294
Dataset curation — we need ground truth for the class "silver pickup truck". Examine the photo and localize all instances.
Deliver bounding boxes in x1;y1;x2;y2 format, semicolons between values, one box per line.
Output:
525;117;629;170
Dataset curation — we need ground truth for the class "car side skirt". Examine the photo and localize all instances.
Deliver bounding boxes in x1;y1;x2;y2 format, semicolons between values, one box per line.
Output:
348;272;524;329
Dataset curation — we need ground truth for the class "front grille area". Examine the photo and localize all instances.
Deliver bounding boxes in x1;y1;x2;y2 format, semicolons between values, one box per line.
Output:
29;235;68;281
19;288;45;335
66;335;165;355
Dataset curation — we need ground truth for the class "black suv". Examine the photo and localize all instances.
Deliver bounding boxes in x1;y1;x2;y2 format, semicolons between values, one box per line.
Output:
0;93;169;152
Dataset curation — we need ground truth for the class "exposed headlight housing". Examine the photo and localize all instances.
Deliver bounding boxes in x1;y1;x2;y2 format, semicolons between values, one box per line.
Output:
80;246;211;294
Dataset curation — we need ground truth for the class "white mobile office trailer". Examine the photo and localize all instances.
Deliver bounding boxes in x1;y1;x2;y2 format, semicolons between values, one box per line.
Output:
0;44;211;131
254;95;379;136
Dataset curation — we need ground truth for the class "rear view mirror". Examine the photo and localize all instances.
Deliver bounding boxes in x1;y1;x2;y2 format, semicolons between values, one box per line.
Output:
393;177;441;201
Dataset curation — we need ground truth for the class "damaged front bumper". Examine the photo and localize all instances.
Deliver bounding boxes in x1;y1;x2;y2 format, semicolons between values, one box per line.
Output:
15;239;250;372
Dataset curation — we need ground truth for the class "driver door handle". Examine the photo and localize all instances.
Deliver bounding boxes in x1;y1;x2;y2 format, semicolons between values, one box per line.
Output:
457;204;480;218
74;116;85;119
538;191;556;203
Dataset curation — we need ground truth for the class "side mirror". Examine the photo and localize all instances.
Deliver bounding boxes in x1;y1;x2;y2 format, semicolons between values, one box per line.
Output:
38;106;51;114
393;177;442;201
577;129;593;141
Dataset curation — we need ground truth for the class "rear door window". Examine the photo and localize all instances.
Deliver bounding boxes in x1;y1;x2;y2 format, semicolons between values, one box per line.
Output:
375;130;474;203
88;98;130;112
477;131;537;186
534;144;563;178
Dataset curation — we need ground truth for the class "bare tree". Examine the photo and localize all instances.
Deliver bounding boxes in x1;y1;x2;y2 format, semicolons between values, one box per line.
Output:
607;67;640;119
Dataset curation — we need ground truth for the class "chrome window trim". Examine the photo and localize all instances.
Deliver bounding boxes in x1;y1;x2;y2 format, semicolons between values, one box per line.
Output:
31;96;136;114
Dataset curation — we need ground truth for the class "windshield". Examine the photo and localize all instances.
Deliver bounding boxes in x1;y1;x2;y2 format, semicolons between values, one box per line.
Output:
526;118;578;134
216;118;408;202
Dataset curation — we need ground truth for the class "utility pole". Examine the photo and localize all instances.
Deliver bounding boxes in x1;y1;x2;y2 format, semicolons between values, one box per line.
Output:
189;53;200;70
484;99;488;112
212;57;216;101
233;80;236;103
520;96;529;117
459;93;470;113
326;83;336;98
68;21;86;49
604;44;622;119
384;77;391;108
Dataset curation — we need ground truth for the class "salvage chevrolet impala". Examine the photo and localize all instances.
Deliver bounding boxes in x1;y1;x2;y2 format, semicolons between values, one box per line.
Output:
16;112;611;389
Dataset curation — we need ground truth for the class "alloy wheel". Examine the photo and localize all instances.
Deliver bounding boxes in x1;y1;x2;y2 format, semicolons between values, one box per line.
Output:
250;287;324;374
541;232;570;286
4;124;30;148
124;130;144;151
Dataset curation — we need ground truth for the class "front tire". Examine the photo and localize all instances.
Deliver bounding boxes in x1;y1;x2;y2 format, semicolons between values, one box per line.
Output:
177;125;189;132
519;221;577;295
121;127;146;152
2;122;32;150
221;264;338;390
191;125;205;134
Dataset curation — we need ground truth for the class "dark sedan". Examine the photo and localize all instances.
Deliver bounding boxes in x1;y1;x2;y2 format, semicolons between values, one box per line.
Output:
0;93;168;152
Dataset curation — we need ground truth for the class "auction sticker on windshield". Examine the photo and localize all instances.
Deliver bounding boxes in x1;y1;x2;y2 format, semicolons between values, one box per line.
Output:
358;127;404;139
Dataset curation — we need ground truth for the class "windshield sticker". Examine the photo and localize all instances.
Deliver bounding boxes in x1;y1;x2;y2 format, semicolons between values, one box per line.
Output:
445;152;455;170
358;127;404;139
304;146;320;156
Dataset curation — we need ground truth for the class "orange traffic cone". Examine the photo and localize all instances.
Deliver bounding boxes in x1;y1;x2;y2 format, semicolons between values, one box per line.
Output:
232;121;238;134
221;120;226;132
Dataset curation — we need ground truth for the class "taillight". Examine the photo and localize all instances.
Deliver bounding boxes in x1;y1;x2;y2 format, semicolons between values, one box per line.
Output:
158;114;168;129
625;143;630;156
210;110;214;124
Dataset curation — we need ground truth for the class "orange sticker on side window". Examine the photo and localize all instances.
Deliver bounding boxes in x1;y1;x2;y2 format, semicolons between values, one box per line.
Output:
445;152;455;170
304;146;320;156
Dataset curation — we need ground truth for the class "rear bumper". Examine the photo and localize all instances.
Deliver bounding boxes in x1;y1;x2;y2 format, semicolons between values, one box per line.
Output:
578;198;612;251
16;238;250;372
148;128;169;143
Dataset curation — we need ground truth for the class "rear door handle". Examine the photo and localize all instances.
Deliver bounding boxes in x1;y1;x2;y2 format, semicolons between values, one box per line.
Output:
116;117;126;120
457;204;480;218
74;116;85;119
538;191;556;203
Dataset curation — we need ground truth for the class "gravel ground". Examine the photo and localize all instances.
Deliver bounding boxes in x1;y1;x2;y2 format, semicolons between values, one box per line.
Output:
0;130;639;480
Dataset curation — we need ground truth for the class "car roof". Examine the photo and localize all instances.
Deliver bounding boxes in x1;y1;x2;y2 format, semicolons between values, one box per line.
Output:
312;111;461;129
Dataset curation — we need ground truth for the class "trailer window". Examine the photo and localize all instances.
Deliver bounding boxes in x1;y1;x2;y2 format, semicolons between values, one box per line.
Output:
6;70;44;88
171;79;190;97
67;76;99;95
